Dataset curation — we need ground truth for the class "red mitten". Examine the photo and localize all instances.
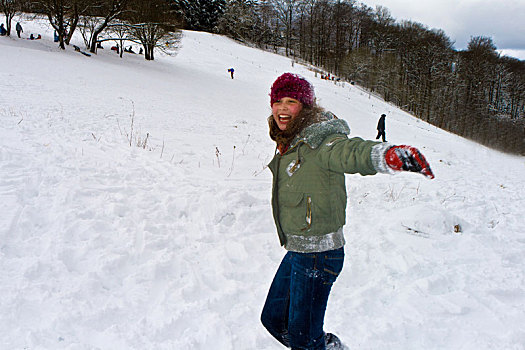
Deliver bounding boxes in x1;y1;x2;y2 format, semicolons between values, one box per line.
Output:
385;145;435;179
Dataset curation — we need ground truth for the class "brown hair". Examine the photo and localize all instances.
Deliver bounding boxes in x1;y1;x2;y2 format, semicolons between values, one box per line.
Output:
268;105;325;147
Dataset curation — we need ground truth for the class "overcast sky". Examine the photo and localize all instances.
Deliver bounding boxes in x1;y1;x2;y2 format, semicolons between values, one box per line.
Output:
358;0;525;60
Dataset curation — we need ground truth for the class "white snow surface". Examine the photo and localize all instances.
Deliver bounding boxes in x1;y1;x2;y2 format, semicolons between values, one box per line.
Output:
1;16;525;350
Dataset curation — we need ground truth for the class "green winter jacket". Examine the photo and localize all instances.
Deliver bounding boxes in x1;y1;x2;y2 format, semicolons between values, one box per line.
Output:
268;113;385;252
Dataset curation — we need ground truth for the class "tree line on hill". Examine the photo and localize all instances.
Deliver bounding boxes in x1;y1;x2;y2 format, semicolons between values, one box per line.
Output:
215;0;525;155
2;0;523;154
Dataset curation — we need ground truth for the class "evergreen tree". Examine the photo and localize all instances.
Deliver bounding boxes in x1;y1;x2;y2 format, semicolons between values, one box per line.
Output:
170;0;226;32
217;0;259;42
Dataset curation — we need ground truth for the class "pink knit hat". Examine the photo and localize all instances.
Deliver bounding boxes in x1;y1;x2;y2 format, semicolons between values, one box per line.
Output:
270;73;315;107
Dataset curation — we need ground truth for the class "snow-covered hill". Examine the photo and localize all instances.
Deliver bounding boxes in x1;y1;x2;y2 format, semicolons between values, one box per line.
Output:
1;15;524;350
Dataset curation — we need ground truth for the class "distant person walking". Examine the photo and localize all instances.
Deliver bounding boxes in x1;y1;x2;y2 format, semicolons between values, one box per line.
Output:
228;67;234;79
376;113;387;142
16;22;23;38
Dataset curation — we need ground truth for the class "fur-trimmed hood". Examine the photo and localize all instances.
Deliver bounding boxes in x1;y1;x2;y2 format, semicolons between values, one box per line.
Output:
290;111;351;149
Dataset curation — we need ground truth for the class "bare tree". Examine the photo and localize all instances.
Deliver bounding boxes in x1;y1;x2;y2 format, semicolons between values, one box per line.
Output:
128;21;179;61
78;14;101;49
105;21;132;57
370;5;395;55
123;0;181;60
66;1;93;45
32;0;92;49
268;0;298;56
1;0;21;36
88;0;128;53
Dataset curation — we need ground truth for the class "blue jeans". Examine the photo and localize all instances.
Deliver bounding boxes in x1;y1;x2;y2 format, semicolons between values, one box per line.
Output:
261;247;344;349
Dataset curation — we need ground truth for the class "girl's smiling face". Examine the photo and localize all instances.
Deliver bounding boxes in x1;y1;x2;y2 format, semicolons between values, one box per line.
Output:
272;97;303;131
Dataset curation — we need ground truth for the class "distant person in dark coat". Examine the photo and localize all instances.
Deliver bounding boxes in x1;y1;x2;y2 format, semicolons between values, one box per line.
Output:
16;22;23;38
376;113;387;142
228;68;234;79
0;24;6;36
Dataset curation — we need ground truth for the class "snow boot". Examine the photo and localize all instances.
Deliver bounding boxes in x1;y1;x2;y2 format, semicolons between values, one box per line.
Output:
325;332;347;349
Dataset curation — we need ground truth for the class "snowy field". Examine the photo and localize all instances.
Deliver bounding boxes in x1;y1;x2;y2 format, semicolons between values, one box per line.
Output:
1;15;525;350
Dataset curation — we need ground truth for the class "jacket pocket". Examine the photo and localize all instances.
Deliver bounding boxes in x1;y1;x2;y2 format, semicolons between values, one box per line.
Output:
279;192;312;233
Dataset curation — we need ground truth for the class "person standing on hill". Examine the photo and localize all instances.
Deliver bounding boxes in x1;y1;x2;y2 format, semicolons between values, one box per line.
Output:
261;73;434;349
16;22;23;38
376;113;387;142
0;24;6;36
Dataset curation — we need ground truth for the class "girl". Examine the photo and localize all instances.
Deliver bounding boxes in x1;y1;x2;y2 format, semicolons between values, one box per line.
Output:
261;73;434;349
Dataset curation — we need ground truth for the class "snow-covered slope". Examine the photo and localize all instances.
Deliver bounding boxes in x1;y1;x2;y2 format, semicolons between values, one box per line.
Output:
1;15;524;350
